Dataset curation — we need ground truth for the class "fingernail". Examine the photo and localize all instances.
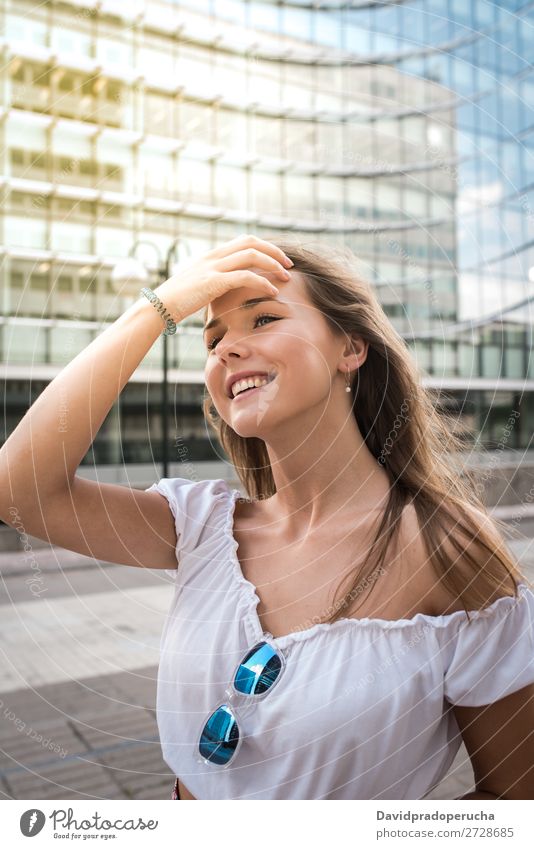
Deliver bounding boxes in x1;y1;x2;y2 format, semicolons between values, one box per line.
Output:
283;257;294;268
270;285;279;294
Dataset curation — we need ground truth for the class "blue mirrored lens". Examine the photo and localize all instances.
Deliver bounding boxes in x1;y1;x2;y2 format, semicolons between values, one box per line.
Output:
234;641;282;695
199;705;239;766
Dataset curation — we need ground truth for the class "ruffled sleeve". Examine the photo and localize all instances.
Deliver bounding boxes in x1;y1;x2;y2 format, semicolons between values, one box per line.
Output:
435;583;534;707
144;476;233;577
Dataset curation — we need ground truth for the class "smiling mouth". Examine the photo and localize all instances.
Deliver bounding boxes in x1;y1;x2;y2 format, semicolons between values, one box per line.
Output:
230;374;277;400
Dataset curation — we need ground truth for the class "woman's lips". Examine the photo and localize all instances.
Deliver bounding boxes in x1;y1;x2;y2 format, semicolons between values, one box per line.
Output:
231;376;276;402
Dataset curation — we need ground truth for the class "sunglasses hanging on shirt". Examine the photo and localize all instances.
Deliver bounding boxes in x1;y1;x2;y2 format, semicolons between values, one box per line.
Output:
196;635;286;768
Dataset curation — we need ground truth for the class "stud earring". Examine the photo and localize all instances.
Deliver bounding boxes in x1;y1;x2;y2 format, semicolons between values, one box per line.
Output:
345;368;352;393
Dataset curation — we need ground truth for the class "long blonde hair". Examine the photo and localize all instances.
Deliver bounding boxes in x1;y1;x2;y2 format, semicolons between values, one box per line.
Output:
202;238;528;625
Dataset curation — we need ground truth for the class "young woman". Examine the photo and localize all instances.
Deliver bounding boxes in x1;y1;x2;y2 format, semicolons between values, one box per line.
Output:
1;234;533;801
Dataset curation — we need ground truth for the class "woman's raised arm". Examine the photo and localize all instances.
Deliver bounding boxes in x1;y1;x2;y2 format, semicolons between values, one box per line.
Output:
0;234;292;568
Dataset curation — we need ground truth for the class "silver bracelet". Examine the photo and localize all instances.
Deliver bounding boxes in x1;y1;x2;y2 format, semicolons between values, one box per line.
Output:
140;287;177;336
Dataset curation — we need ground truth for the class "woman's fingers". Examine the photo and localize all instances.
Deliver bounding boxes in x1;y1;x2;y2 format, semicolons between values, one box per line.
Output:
209;234;293;269
154;235;290;324
224;270;283;293
217;248;291;280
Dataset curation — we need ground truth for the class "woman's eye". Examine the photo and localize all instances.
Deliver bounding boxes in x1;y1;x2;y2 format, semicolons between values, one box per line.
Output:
254;314;277;329
206;315;279;351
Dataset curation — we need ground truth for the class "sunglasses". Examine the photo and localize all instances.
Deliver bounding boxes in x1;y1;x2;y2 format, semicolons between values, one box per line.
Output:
196;636;286;768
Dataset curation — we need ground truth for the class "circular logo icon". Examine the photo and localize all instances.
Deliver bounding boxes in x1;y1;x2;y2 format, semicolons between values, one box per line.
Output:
20;809;46;837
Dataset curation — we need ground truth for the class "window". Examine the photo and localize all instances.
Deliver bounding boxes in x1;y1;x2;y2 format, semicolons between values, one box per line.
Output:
250;170;283;215
3;325;47;361
249;60;281;107
99;202;126;224
10;149;24;166
282;6;312;41
139;147;175;197
375;180;401;220
31;63;52;88
214;163;247;210
53;198;95;221
80;159;97;177
50;327;93;363
50;221;91;254
249;2;279;32
316;121;343;163
506;347;524;379
178;45;213;93
10;59;24;82
7;262;49;318
314;66;343;111
97;137;133;189
58;155;74;172
94;226;132;258
31;273;49;292
97;26;133;70
283;64;314;109
377;260;403;284
458;344;477;377
284;119;315;163
285;174;315;217
31;152;47;170
346;177;373;218
58;71;76;93
106;80;121;103
142;209;175;233
313;11;342;47
5;216;47;250
51;18;92;58
383;303;405;320
104;163;120;180
404;188;428;218
401;116;426;146
216;107;248;154
433;342;456;376
176;157;211;204
316;176;342;218
345;23;371;55
146;90;177;137
9;270;25;289
55;274;73;293
251;115;282;158
180;100;213;144
481;346;503;378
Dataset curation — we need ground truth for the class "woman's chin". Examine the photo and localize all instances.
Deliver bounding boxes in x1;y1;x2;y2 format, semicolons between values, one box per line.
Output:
226;405;276;437
229;416;271;438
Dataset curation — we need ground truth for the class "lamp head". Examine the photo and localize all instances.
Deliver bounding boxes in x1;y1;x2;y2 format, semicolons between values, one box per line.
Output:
111;258;150;294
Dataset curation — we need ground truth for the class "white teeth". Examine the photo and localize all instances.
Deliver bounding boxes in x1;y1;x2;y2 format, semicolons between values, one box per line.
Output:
231;375;272;398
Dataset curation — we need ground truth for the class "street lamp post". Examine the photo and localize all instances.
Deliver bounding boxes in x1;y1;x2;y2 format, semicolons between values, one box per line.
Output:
112;238;191;480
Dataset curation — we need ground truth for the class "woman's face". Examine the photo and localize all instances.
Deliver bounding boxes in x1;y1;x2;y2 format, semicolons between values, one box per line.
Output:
203;268;362;438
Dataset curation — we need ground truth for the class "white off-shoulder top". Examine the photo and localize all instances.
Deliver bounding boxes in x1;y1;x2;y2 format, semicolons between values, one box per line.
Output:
145;476;534;800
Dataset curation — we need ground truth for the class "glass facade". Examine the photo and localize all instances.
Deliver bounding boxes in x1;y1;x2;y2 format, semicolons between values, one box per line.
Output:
1;0;533;466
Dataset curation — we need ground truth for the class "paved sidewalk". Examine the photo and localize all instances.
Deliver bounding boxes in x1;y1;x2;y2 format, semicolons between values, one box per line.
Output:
0;550;174;800
1;536;532;800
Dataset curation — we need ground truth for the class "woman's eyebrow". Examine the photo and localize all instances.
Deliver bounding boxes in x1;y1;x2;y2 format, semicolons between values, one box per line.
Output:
203;296;282;335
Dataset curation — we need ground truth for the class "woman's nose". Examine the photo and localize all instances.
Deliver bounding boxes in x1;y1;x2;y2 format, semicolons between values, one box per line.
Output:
215;333;250;358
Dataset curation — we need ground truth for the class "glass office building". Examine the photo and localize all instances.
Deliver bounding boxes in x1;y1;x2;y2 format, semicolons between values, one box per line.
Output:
1;0;532;473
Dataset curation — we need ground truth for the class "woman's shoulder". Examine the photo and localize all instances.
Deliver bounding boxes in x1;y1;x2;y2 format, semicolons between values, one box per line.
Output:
145;476;236;556
399;498;519;618
425;580;518;619
147;475;233;501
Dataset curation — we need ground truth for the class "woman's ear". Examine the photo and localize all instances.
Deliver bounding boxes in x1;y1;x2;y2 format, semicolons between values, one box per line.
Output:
343;335;368;371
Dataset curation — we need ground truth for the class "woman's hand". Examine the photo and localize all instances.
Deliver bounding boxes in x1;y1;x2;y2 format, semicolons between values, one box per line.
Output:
154;234;294;323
